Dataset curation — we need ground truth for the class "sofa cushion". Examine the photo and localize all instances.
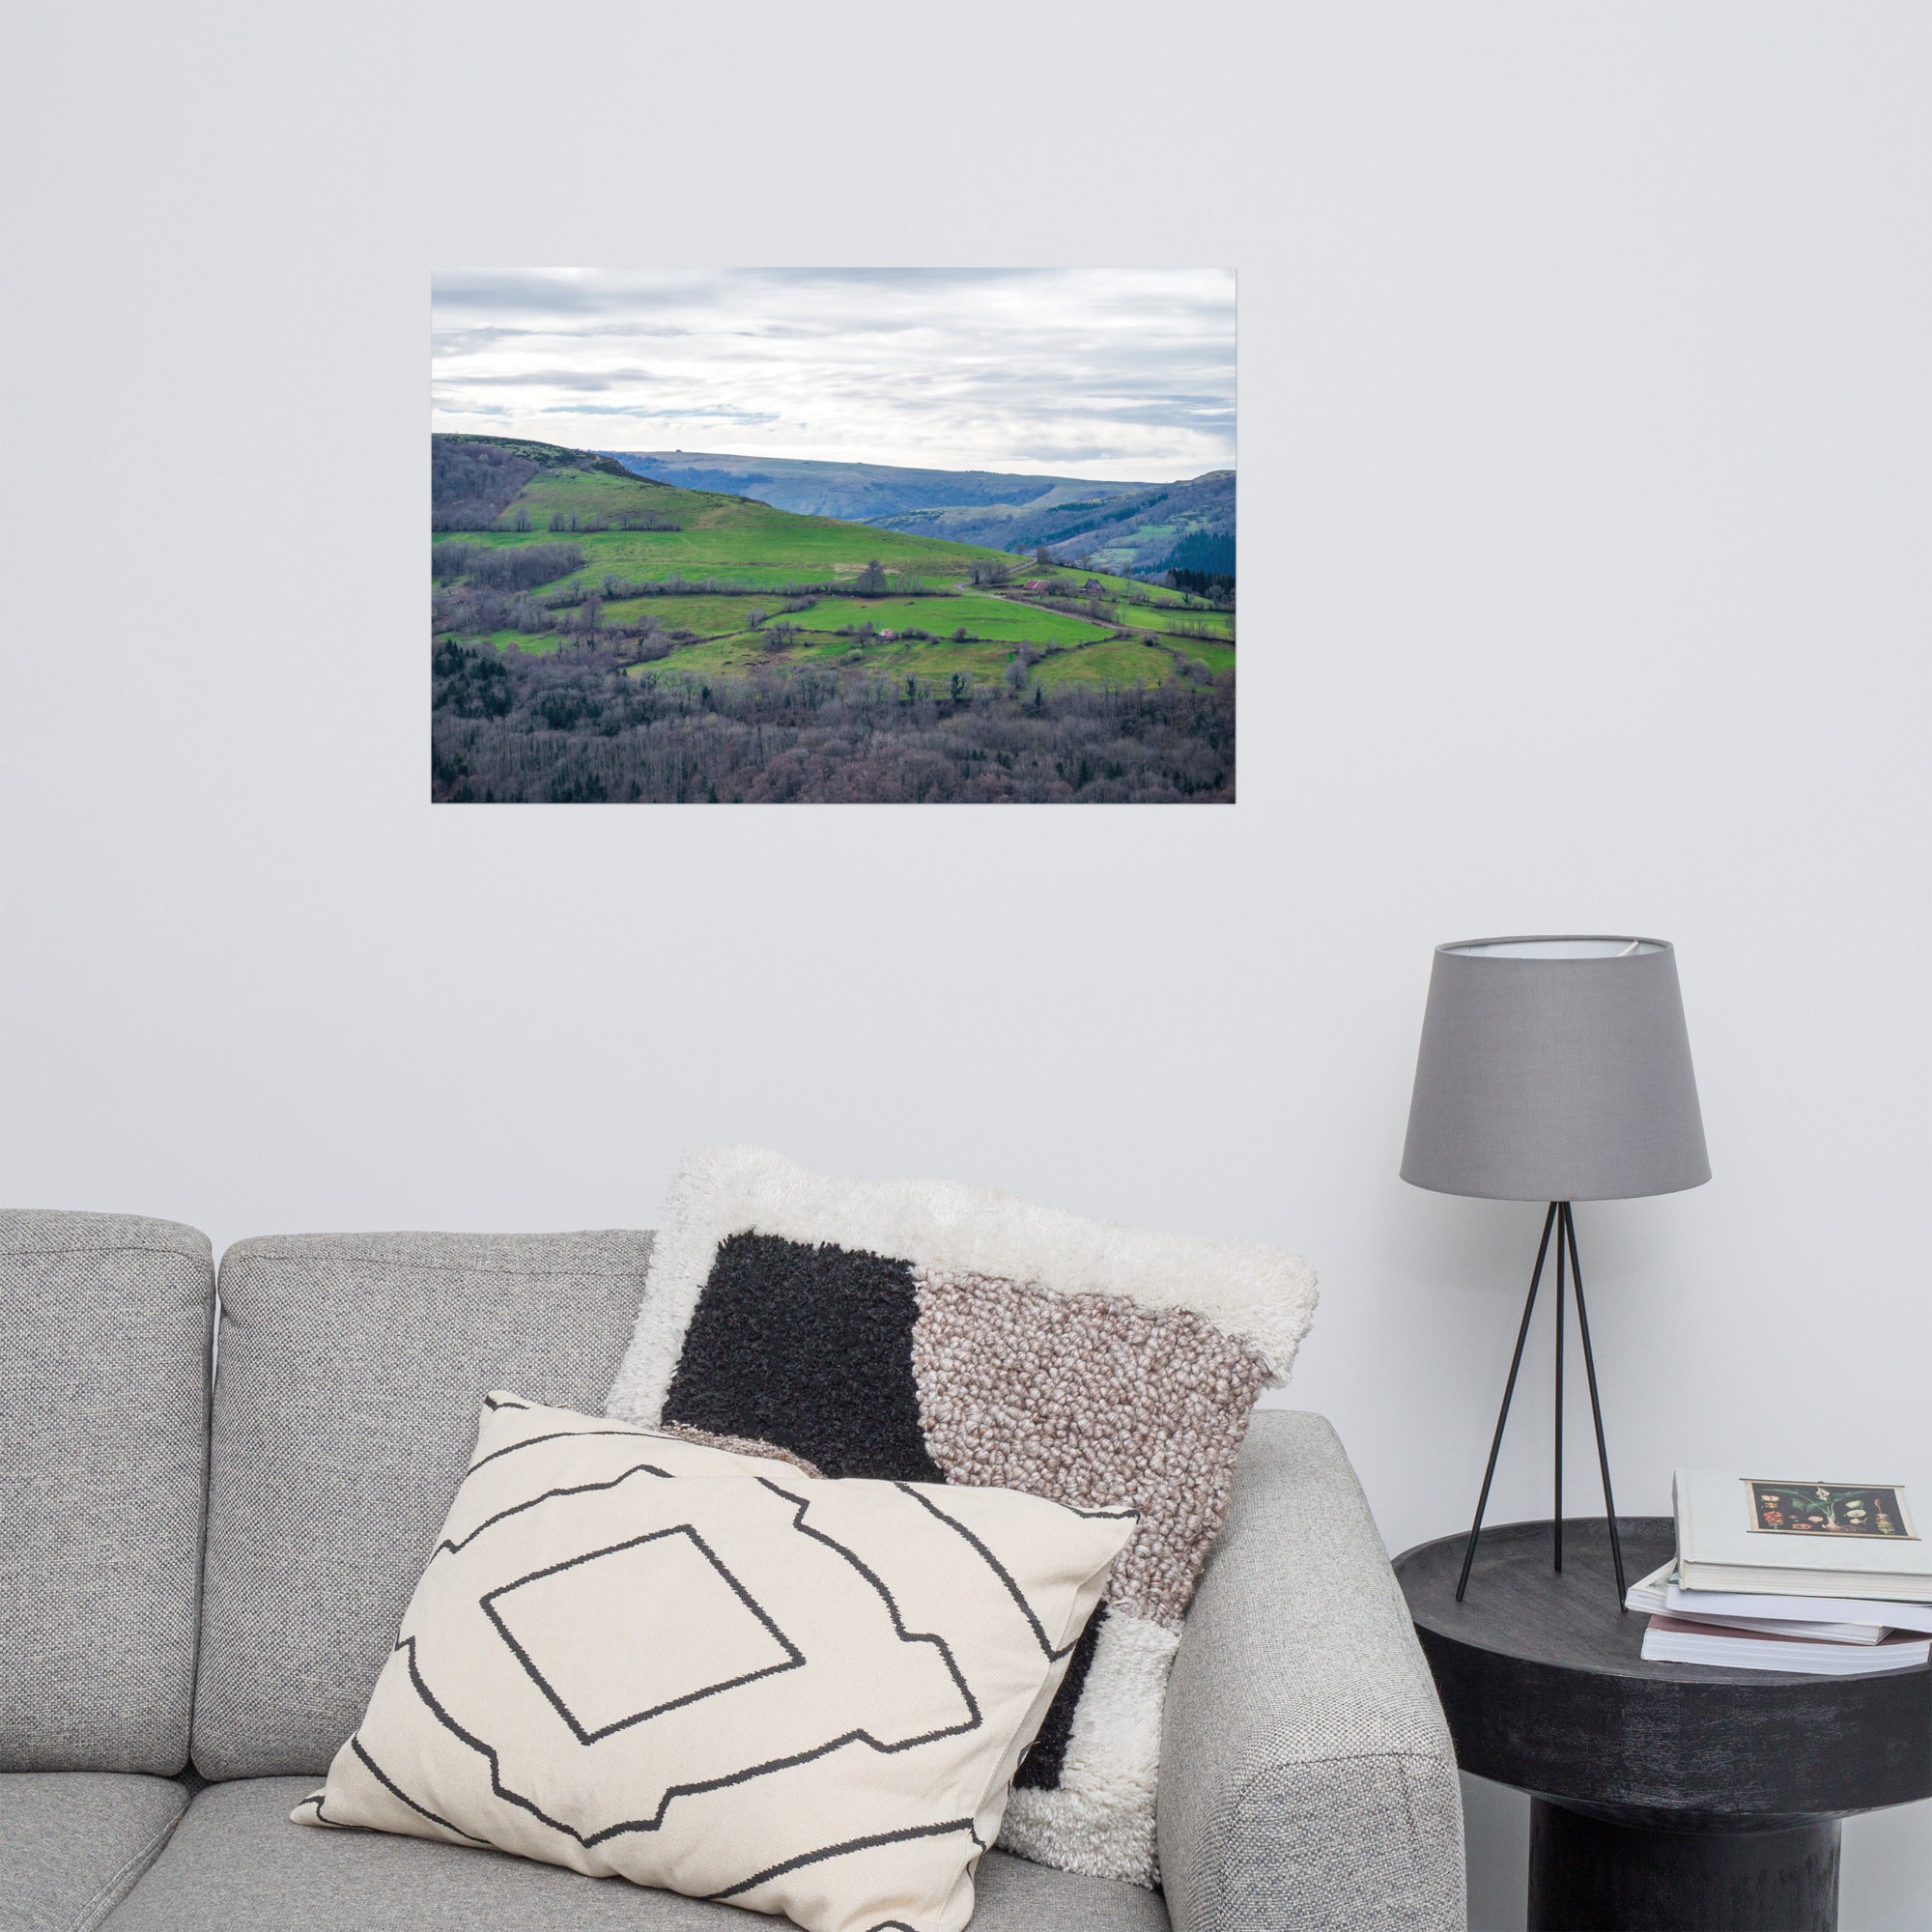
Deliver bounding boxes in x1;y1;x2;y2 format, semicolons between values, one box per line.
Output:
606;1147;1318;1887
294;1396;1133;1932
0;1212;214;1774
192;1232;656;1778
0;1771;188;1932
101;1778;1169;1931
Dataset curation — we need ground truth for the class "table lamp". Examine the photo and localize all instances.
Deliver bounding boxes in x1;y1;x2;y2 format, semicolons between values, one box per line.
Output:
1402;936;1709;1606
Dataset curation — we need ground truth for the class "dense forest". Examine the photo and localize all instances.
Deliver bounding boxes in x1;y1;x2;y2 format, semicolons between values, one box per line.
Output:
1164;565;1236;598
432;640;1234;804
1161;527;1236;581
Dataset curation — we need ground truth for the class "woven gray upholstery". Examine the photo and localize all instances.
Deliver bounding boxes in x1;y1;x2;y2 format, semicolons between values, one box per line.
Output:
191;1232;656;1778
0;1213;213;1774
1158;1410;1465;1932
0;1772;187;1932
100;1777;1171;1931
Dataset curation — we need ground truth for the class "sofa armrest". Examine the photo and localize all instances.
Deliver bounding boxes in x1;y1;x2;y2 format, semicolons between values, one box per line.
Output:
1157;1410;1465;1932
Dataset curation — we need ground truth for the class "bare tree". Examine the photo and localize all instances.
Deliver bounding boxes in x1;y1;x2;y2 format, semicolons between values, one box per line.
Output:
433;641;1234;804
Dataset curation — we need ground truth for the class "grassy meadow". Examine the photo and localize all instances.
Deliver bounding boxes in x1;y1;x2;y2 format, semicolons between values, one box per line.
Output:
430;435;1235;801
433;440;1235;696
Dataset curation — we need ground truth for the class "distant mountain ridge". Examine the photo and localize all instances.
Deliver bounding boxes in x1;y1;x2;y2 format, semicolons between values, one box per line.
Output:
600;449;1234;581
600;449;1154;522
874;469;1235;581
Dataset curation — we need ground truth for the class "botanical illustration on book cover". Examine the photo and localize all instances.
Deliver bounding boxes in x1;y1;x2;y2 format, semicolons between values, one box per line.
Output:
1745;1480;1917;1540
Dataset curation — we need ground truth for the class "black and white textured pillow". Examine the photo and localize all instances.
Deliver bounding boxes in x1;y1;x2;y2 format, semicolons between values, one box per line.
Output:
296;1396;1134;1932
605;1147;1318;1888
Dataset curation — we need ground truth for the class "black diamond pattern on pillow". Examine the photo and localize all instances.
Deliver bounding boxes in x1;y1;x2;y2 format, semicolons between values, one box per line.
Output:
662;1233;944;1483
482;1526;805;1744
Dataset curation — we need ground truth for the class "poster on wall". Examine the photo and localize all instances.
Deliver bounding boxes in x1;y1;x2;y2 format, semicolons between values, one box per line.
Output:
431;270;1235;804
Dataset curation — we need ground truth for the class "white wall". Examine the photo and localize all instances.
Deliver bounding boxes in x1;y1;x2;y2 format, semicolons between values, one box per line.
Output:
3;6;1926;1925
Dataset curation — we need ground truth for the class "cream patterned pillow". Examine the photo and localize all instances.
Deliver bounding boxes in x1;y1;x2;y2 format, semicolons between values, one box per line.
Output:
295;1395;1134;1932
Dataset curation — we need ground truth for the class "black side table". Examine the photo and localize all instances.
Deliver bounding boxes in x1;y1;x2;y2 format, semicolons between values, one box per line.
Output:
1395;1518;1932;1932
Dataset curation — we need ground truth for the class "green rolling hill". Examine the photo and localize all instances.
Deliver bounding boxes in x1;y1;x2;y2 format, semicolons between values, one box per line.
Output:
432;435;1235;691
599;448;1235;582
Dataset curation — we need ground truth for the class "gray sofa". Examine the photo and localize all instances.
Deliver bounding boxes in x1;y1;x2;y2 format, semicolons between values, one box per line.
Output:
0;1211;1465;1932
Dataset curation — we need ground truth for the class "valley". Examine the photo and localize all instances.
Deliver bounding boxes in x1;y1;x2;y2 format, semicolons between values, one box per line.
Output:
431;435;1235;803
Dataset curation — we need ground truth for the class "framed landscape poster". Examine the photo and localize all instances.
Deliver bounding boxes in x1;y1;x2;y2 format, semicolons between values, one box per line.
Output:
431;270;1235;803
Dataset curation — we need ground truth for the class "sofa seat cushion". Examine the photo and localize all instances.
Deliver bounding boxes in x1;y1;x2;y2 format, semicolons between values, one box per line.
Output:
0;1772;187;1932
1;1212;214;1774
192;1232;657;1777
101;1779;1170;1931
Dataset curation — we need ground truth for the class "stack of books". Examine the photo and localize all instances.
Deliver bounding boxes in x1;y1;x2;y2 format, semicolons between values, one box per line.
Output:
1633;1471;1932;1675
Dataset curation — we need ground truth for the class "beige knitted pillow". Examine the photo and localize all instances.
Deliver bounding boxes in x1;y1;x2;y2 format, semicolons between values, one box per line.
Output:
295;1395;1132;1932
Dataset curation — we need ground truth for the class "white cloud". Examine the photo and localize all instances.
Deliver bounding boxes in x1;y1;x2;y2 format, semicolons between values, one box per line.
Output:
430;269;1236;481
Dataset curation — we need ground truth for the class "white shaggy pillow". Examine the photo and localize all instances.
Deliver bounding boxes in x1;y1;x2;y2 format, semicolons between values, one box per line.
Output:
295;1395;1134;1932
605;1146;1318;1887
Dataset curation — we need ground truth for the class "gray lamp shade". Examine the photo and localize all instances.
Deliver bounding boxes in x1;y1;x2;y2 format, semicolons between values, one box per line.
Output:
1401;936;1710;1203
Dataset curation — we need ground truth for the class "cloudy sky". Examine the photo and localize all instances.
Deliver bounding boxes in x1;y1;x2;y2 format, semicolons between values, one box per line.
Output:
432;269;1236;481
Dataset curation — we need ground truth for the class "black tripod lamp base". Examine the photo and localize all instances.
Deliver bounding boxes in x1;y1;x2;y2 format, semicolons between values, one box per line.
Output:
1455;1201;1628;1608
